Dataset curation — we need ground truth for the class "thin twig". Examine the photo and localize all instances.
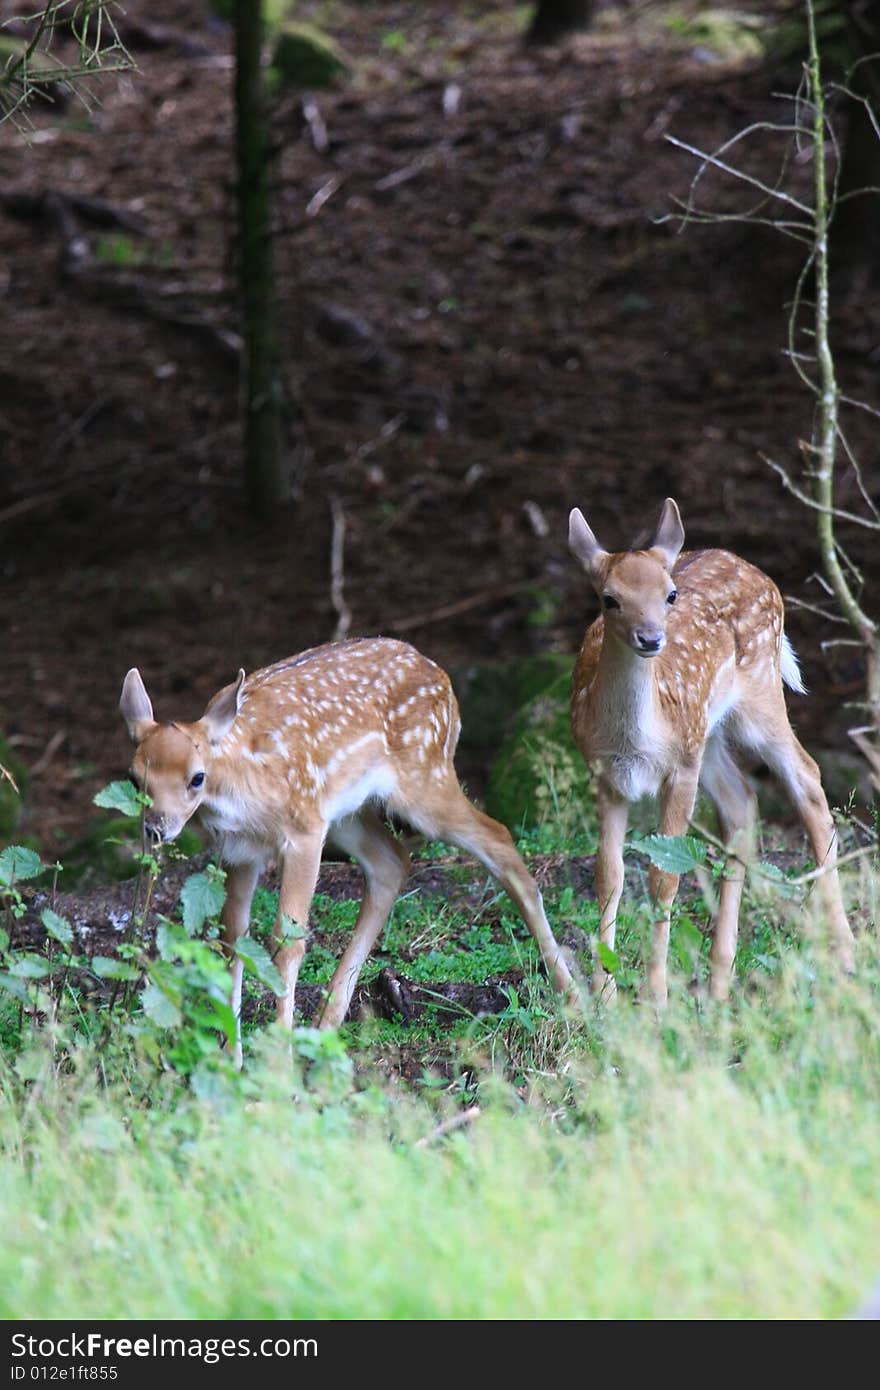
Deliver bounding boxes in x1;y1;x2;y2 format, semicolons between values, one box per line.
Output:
414;1106;482;1149
329;495;351;641
690;819;876;888
0;761;19;796
664;130;812;217
388;582;531;634
762;453;880;530
784;595;847;624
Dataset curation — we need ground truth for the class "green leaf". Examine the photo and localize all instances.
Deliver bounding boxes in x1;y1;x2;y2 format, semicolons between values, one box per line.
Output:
93;780;144;816
8;955;50;980
0;971;32;1003
140;983;182;1029
14;1048;48;1082
155;919;187;961
756;862;801;900
91;955;139;981
41;907;73;947
292;1026;350;1064
190;1061;237;1105
180;871;227;935
0;845;43;887
597;942;621;974
279;911;307;942
76;1112;128;1153
235;935;284;994
204;996;239;1048
631;834;708;875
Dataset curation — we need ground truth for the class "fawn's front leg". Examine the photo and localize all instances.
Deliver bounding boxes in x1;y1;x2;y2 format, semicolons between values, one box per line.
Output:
647;767;700;1006
274;831;324;1029
593;780;629;1003
221;858;261;1068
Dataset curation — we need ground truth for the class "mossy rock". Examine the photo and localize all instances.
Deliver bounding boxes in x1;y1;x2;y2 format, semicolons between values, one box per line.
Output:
208;1;292;28
454;654;576;754
271;22;350;89
0;736;27;843
485;671;596;836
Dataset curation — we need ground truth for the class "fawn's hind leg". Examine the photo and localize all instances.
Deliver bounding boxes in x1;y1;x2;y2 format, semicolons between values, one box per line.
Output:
757;726;855;972
699;735;757;1000
405;779;577;1002
320;810;411;1029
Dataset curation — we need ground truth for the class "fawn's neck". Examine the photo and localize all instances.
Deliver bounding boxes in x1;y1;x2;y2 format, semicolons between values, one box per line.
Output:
593;636;663;747
576;633;672;801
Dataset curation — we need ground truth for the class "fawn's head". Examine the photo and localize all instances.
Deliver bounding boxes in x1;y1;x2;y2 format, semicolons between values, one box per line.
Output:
119;668;245;841
569;498;685;657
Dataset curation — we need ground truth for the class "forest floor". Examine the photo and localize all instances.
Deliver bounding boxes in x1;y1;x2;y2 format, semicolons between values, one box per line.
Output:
1;0;877;861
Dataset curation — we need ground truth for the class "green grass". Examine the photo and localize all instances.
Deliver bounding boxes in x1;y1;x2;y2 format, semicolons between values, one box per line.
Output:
1;932;879;1319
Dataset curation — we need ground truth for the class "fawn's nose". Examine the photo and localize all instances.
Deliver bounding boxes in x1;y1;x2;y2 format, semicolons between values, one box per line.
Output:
143;815;166;844
634;629;663;655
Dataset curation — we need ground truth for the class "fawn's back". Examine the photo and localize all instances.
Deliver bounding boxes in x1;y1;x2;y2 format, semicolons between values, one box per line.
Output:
127;638;462;852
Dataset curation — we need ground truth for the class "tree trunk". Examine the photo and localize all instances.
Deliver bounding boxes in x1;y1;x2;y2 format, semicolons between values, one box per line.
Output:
526;0;593;46
234;0;289;518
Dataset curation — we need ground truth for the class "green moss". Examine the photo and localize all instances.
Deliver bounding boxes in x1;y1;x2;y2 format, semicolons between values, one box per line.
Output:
270;22;350;90
454;653;575;753
485;670;596;837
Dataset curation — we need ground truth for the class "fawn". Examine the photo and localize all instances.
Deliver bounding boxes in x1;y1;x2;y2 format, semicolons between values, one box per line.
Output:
119;638;575;1059
568;497;855;1003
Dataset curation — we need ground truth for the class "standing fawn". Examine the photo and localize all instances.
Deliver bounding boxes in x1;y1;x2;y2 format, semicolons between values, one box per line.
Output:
568;497;855;1003
120;638;575;1060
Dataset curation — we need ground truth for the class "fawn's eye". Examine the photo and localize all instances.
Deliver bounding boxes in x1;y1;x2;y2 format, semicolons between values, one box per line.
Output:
189;771;205;790
667;590;678;605
603;594;620;611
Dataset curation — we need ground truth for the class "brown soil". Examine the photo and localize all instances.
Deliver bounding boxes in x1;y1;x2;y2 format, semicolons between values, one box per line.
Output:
1;0;876;860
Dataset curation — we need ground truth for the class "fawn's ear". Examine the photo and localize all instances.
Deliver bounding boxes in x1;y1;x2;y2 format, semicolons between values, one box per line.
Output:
650;498;685;569
569;507;608;579
202;669;246;743
119;669;157;744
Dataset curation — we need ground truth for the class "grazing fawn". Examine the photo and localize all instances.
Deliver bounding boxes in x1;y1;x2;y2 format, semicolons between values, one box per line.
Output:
120;638;575;1059
568;497;855;1003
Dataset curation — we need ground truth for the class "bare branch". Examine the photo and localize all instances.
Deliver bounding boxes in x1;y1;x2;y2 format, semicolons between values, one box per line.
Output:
664;131;812;217
658;201;812;244
784;595;847;624
328;495;352;642
414;1106;482;1150
839;393;880;422
762;453;880;530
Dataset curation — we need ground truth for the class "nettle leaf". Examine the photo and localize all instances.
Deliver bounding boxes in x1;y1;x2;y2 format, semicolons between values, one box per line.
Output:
203;996;238;1049
140;983;183;1029
756;862;801;901
0;971;32;1003
76;1112;128;1153
0;845;44;887
155;918;190;961
9;954;52;980
91;956;139;981
279;912;307;942
180;872;227;935
235;935;284;994
41;908;73;947
597;942;621;974
93;780;143;817
631;834;708;875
